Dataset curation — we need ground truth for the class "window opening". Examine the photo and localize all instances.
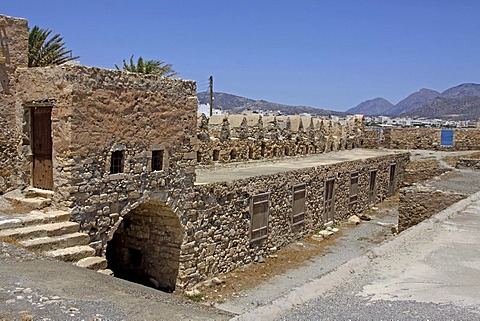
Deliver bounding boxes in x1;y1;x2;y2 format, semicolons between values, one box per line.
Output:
213;150;220;161
151;150;164;171
110;150;124;174
250;192;270;242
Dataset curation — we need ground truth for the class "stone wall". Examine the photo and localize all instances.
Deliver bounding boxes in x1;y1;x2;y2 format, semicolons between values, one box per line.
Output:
176;152;409;289
456;158;480;170
195;114;366;165
15;65;198;256
398;185;465;232
365;127;480;151
0;15;28;192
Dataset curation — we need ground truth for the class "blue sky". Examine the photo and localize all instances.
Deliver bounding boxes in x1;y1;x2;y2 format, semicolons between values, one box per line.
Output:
3;1;480;111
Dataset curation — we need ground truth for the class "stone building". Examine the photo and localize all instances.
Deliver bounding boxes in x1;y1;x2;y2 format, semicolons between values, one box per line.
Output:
0;14;409;292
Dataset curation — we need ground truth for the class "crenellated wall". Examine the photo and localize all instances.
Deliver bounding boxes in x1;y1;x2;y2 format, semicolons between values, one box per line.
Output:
195;114;366;165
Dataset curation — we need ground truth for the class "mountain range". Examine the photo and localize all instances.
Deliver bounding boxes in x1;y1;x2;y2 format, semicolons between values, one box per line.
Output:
197;92;346;117
198;83;480;120
346;83;480;120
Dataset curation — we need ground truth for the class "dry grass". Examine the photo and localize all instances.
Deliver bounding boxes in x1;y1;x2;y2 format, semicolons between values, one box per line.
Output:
194;230;345;303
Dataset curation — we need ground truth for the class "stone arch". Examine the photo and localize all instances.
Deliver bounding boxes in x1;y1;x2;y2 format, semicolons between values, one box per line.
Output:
105;199;183;292
230;149;237;160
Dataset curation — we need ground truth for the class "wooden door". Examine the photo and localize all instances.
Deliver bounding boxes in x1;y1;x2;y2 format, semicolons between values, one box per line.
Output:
32;107;53;190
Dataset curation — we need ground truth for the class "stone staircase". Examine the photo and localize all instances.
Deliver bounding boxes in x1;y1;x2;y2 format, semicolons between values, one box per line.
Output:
0;188;110;274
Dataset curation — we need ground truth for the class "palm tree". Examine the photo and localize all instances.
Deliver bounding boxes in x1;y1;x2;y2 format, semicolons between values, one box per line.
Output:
28;26;79;67
115;55;177;77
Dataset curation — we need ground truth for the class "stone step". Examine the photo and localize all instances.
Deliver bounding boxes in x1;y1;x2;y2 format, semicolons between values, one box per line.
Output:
23;187;55;199
0;210;70;231
75;256;108;270
45;245;95;262
0;221;79;241
20;232;90;252
3;189;51;210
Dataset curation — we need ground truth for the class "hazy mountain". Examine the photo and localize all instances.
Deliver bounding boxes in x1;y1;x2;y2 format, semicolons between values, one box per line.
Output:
403;95;480;121
197;92;346;116
388;88;440;116
440;83;480;99
346;98;394;116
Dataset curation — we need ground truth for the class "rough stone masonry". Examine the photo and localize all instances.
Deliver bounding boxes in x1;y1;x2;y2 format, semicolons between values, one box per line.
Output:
0;14;410;292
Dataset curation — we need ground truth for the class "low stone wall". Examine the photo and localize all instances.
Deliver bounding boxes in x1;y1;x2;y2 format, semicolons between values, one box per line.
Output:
176;152;409;289
456;158;480;170
398;185;465;232
368;128;480;151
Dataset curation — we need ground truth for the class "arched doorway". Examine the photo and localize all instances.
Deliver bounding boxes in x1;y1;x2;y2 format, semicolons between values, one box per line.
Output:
106;200;183;292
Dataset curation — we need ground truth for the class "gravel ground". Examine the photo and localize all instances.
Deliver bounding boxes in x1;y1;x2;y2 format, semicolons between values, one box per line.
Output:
0;243;232;321
277;280;480;321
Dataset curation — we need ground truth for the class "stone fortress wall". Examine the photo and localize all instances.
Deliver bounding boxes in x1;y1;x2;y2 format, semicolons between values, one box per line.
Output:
0;14;410;292
195;113;366;165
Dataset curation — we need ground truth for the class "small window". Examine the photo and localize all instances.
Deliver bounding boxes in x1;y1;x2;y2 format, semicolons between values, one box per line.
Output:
110;150;124;174
292;183;306;226
250;192;270;242
197;151;202;163
213;150;220;161
349;172;359;204
151;150;164;171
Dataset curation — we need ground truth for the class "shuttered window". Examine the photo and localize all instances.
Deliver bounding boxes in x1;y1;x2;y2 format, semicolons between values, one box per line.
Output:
349;172;359;204
292;183;306;226
250;193;270;242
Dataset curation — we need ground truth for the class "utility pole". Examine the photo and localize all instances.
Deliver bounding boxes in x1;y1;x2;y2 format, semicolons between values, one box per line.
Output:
209;75;214;117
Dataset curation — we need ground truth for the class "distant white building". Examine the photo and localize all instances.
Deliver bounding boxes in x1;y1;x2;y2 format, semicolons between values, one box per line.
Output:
198;103;222;117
